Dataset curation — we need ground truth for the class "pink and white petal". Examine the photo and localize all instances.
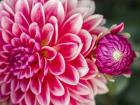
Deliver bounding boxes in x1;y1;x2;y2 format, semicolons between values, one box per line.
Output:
2;2;14;16
83;14;104;32
59;33;82;44
51;89;70;105
58;64;79;85
1;83;10;95
1;16;13;30
30;77;41;95
90;26;108;35
82;59;98;80
28;22;40;39
78;29;92;55
36;79;50;105
11;78;19;91
68;81;91;95
12;23;22;36
25;90;36;105
31;3;45;26
48;16;58;45
20;32;30;44
41;46;57;61
41;23;54;45
44;0;65;25
11;89;25;104
70;54;89;77
78;0;95;16
11;38;21;47
61;14;83;35
67;7;89;19
15;0;29;17
14;12;29;28
2;30;12;43
48;76;64;96
49;53;65;75
56;42;82;61
20;79;30;92
91;77;109;95
67;0;78;12
0;10;10;19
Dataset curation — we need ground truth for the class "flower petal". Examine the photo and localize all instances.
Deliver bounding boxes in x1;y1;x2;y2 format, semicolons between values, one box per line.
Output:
1;16;13;30
58;64;79;85
20;79;30;92
70;54;89;77
56;42;82;61
31;3;45;26
48;76;64;96
68;81;91;95
49;53;65;75
15;0;29;17
61;14;83;35
30;77;41;95
25;90;36;105
41;46;57;61
51;89;70;105
44;0;65;25
41;23;54;45
14;12;29;28
83;14;104;32
11;89;25;104
36;78;50;105
2;30;12;43
78;29;92;55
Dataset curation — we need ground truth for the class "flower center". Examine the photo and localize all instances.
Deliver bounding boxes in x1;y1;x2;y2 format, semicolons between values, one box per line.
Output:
112;50;122;61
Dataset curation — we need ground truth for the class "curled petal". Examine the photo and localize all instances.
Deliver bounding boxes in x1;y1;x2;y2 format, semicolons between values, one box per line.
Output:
78;0;95;16
56;42;82;61
78;29;92;55
30;77;41;95
20;79;30;92
48;76;65;96
83;14;104;32
2;30;12;43
49;53;65;75
25;90;36;105
31;3;45;26
68;82;91;95
61;14;83;35
82;59;98;80
36;80;50;105
41;23;54;45
111;22;124;34
28;22;40;39
51;89;70;105
41;46;57;61
44;0;65;25
58;64;79;85
11;89;25;104
1;16;13;30
67;0;78;12
14;12;29;28
70;54;89;77
15;0;29;17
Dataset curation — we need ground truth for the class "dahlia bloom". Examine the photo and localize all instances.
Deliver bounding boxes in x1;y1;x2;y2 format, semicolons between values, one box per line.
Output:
94;23;136;76
0;0;108;105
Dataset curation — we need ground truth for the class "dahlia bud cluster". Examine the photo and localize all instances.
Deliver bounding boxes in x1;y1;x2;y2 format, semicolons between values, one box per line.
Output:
0;0;137;105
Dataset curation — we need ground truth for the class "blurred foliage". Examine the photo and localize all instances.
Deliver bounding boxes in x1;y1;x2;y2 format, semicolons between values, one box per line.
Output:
94;0;140;105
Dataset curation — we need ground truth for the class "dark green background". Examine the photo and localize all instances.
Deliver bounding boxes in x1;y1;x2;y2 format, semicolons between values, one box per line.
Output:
95;0;140;105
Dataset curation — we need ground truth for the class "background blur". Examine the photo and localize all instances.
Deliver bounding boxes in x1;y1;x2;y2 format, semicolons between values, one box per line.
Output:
94;0;140;105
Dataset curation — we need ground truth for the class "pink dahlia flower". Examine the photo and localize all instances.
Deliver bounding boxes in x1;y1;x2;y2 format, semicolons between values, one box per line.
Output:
94;23;136;76
0;0;108;105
